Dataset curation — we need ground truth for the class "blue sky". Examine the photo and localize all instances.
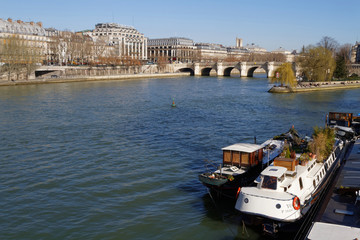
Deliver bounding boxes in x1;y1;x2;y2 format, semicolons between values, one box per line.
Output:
1;0;358;51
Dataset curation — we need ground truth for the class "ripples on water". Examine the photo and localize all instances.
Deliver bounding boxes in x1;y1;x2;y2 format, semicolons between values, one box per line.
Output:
0;76;359;239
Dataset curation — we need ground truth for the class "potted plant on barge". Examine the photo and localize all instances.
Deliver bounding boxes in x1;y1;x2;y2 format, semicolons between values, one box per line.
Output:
299;153;310;166
308;127;335;162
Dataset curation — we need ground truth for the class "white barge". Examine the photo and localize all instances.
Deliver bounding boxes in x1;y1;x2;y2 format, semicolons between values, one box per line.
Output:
235;137;344;234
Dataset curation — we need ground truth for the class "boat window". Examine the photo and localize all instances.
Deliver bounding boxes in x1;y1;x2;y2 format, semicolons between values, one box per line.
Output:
313;180;316;188
261;176;277;190
317;175;320;182
299;177;303;190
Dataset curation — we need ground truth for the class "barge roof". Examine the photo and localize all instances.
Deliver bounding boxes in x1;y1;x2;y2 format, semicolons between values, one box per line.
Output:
222;143;262;153
336;139;360;189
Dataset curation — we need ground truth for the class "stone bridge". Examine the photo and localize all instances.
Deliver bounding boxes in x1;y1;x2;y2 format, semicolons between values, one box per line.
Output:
35;62;298;79
174;61;295;78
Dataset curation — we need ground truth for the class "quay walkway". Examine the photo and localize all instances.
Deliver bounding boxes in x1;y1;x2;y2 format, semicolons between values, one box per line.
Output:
306;138;360;239
0;72;190;87
269;80;360;93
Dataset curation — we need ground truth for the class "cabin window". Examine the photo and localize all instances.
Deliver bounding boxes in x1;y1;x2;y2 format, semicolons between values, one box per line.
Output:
232;151;240;167
313;180;316;188
223;150;231;165
317;175;320;182
261;176;277;190
299;177;303;190
241;152;249;166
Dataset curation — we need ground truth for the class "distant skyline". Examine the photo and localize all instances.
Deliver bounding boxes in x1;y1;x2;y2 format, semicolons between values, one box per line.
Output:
1;0;358;51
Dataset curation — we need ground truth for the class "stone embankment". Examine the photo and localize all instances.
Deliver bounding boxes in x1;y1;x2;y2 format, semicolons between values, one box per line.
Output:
269;80;360;93
0;72;191;87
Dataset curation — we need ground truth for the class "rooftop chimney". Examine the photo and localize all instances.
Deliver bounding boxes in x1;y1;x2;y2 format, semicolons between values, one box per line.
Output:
36;22;42;27
7;18;12;23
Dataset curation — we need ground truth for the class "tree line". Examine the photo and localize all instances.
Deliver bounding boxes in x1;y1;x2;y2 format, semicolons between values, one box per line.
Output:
297;36;352;81
0;34;43;80
271;36;354;87
47;32;141;67
1;34;353;82
0;32;144;80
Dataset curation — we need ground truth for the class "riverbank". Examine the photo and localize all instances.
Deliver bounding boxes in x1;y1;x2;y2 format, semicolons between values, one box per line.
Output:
269;80;360;93
0;72;191;87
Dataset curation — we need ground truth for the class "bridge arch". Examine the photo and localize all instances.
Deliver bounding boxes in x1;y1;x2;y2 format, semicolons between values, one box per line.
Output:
177;68;194;76
223;67;234;76
201;67;213;76
223;67;241;77
246;66;268;77
247;66;259;77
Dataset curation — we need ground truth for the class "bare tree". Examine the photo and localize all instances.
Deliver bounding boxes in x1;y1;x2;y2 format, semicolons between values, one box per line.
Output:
0;34;21;80
240;52;286;62
318;36;339;53
23;40;42;79
94;36;108;62
337;44;352;63
0;34;42;80
157;56;168;71
48;35;61;65
58;31;73;65
81;35;93;65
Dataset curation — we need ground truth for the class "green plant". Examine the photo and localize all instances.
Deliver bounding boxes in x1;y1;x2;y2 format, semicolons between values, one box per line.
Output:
308;127;335;162
270;62;296;87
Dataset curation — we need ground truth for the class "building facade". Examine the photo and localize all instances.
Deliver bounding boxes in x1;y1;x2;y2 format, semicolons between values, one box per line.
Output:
87;23;147;60
147;37;195;63
351;42;360;63
195;43;229;62
0;18;48;63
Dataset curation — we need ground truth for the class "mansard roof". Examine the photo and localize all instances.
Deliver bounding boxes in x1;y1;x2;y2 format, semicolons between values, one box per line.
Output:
0;18;45;36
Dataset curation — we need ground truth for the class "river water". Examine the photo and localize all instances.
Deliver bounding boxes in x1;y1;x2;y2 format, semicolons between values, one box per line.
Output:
0;75;359;240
